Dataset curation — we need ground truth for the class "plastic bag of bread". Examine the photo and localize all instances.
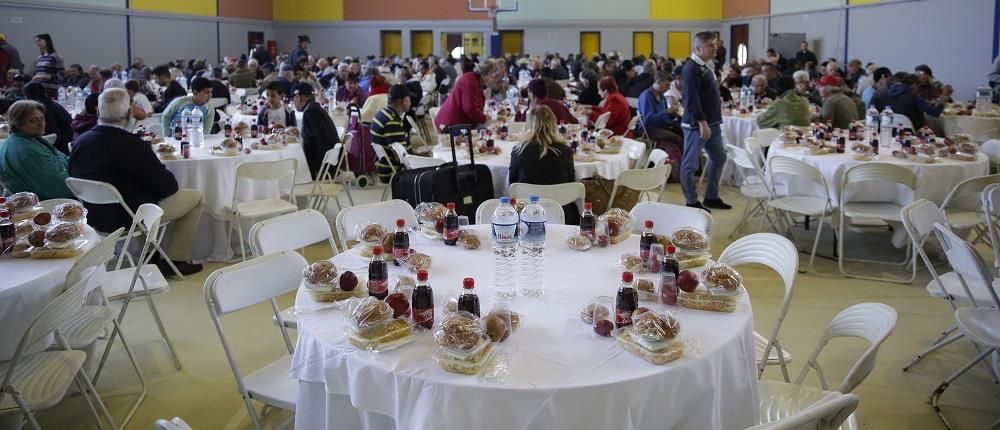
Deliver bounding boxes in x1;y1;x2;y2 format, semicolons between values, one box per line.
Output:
405;252;432;273
456;230;481;250
7;192;43;222
415;202;448;225
600;208;633;244
579;296;614;324
53;202;87;225
566;233;592;252
616;253;644;273
679;290;738;313
616;311;684;364
356;223;389;244
301;260;365;303
31;222;86;259
343;297;413;351
670;226;709;253
434;311;489;356
703;263;743;296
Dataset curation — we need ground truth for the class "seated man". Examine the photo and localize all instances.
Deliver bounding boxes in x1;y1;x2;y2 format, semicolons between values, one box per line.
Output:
757;76;812;129
293;83;340;178
3;73;29;100
792;70;822;105
819;75;859;129
24;82;72;154
153;65;186;113
63;64;90;89
228;59;256;89
257;81;297;128
637;71;682;144
751;74;777;101
884;72;945;130
515;78;578;124
0;100;74;200
162;77;217;135
69;88;204;275
371;84;413;183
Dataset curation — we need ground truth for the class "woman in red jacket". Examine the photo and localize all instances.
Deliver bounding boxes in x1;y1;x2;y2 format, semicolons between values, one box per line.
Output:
587;76;631;135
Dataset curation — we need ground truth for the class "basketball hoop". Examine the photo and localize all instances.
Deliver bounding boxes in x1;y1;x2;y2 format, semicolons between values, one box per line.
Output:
469;0;516;35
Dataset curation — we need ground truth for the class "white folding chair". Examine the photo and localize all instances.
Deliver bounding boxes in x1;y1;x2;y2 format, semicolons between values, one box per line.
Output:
155;417;193;430
41;133;56;145
205;251;304;430
475;198;565;224
608;164;671;209
837;162;918;283
983;184;1000;276
982;139;1000;174
64;177;186;279
593;111;612;130
956;116;1000;143
630;201;714;239
208;97;228;110
625;97;638;109
0;272;115;430
939;174;1000;244
228;158;299;261
753;128;780;148
404;154;445;169
719;233;798;382
406;115;434;150
390;142;409;163
757;302;897;430
727;142;775;239
892;113;914;130
509;182;586;215
334;199;416;251
748;391;859;430
293;136;355;215
371;143;397;201
475;199;502;225
623;138;647;169
646;148;668;168
929;224;1000;430
767;156;835;271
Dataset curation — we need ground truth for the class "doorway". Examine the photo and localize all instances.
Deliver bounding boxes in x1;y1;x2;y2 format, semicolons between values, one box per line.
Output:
441;32;484;58
499;30;524;56
633;32;653;58
411;31;433;57
247;31;263;54
730;24;749;62
381;31;402;57
667;31;691;60
580;32;601;59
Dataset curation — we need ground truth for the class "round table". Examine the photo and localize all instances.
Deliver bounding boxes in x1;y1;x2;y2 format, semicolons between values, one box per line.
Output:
722;114;761;149
941;114;1000;140
291;224;759;430
228;108;349;131
160;135;311;262
430;138;634;197
0;226;100;361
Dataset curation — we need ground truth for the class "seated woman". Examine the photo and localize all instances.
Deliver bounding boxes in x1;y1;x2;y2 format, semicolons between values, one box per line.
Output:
576;69;601;106
515;79;578;124
360;75;390;123
587;76;630;135
71;92;100;139
0;100;74;200
509;105;580;224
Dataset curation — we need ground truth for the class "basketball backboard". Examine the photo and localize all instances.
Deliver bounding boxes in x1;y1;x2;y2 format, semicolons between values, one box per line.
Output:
469;0;518;33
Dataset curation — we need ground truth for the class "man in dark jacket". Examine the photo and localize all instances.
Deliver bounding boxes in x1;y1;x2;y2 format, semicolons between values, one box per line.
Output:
289;35;310;69
883;73;944;129
153;65;186;113
623;60;656;98
293;83;339;178
68;88;203;275
250;42;272;66
795;41;817;69
680;31;729;212
24;82;72;155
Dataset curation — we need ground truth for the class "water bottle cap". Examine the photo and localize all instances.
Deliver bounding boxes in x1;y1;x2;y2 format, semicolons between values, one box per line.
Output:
372;245;383;255
499;196;510;204
447;202;456;210
396;218;405;227
622;272;633;282
529;195;539;203
644;220;654;229
416;270;428;281
666;245;676;254
583;202;592;210
463;278;475;289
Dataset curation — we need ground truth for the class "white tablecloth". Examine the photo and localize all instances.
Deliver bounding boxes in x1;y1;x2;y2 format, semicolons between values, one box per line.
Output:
430;139;634;197
767;142;990;206
941;114;1000;140
722;115;759;149
291;224;759;430
0;226;100;361
161;135;311;262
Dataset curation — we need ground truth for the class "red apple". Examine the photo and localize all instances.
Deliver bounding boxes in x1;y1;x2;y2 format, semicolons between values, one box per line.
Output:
385;292;410;318
678;270;699;293
606;219;621;237
483;314;510;342
434;218;445;234
593;319;614;337
339;271;358;291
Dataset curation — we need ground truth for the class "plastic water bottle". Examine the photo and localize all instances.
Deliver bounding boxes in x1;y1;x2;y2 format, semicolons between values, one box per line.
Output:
178;76;188;91
181;107;192;135
57;87;67;109
326;86;337;113
976;86;993;114
74;90;84;113
519;195;546;297
880;106;894;156
865;106;879;145
492;196;519;299
191;107;204;147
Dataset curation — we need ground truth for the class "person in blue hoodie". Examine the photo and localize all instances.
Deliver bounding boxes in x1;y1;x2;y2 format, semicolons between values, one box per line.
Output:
637;71;682;145
883;72;944;130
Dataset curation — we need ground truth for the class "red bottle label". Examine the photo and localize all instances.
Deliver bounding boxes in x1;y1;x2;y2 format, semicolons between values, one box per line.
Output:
413;307;434;328
368;279;388;296
615;310;632;328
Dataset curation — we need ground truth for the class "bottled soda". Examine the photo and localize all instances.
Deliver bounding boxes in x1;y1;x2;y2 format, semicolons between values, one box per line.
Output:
0;206;14;255
443;202;459;246
639;220;656;268
660;246;680;305
368;245;389;300
224;122;233;138
392;218;410;266
457;277;481;317
615;271;638;328
411;270;434;329
579;202;596;242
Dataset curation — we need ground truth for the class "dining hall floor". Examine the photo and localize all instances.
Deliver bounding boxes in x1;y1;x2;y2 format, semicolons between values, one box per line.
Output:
28;184;1000;430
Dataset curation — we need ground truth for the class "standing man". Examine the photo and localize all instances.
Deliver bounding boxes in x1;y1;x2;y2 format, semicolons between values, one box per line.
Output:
289;35;310;69
796;41;817;69
293;83;340;178
680;31;730;212
0;34;23;86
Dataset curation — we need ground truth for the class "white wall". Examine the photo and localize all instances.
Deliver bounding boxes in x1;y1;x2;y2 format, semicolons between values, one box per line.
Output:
769;8;846;63
496;0;648;21
0;4;128;71
131;16;218;66
770;0;842;15
219;21;275;60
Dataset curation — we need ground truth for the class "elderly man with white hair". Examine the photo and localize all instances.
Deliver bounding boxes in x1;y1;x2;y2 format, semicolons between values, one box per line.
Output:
792;70;822;105
69;88;205;276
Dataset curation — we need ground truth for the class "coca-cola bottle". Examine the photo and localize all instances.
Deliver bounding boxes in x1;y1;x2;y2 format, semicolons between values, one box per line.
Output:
579;202;596;242
443;202;459;246
660;246;680;305
392;218;410;266
457;277;481;317
615;271;638;328
224;122;233;138
639;220;656;268
411;270;434;329
368;245;389;300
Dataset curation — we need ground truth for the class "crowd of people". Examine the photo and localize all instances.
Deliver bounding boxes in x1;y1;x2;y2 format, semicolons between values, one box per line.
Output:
0;30;977;253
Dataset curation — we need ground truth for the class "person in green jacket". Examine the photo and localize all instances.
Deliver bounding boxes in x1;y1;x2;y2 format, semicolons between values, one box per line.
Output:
0;99;73;200
819;75;859;130
756;76;812;130
162;76;216;135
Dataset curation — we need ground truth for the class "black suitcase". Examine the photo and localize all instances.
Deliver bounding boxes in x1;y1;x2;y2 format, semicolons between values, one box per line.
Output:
390;124;494;218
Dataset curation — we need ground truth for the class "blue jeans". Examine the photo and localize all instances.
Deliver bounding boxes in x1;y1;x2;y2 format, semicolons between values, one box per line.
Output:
680;123;726;204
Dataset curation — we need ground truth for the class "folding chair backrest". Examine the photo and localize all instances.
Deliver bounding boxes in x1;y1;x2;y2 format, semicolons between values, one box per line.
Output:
626;115;640;134
594;111;612;130
404;155;445;169
65;177;129;208
475;199;501;225
769;156;827;198
208;97;228;110
719;232;797;300
630;201;714;238
891;113;914;130
334;199;416;250
646;149;668;168
509;182;586;210
901;199;947;245
371;144;394;172
753;128;780;147
795;302;897;394
624;139;646;167
236;158;297;182
933;223;1000;309
982;184;1000;272
748;392;860;430
940;174;1000;213
250;209;336;256
390;142;408;162
615;164;671;193
727;143;758;171
841;163;916;204
66;228;125;289
205;251;308;316
116;203;164;269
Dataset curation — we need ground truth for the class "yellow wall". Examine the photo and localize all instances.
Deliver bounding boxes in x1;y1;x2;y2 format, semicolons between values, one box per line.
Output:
382;31;402;57
580;32;601;59
132;0;215;16
667;31;691;59
650;0;722;20
274;0;343;21
500;31;524;56
411;31;434;57
633;32;653;58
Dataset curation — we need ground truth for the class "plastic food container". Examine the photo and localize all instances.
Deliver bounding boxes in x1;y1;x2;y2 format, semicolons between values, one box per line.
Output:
303;279;366;304
615;329;684;365
433;340;498;375
678;291;738;313
343;319;414;351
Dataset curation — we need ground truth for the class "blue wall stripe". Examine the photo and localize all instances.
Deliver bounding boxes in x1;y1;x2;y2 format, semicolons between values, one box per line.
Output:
844;6;850;61
993;0;999;59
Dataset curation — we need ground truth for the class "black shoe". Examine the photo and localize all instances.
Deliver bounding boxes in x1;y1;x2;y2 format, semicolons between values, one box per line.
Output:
703;198;732;210
686;202;711;213
154;258;203;277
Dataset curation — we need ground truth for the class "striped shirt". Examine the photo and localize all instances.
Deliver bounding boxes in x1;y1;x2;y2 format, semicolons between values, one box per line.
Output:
370;106;408;148
33;52;65;99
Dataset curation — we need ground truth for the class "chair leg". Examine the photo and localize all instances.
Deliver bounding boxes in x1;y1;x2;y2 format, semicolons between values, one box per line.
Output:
76;368;116;430
226;214;236;262
141;282;182;370
930;347;997;430
903;328;963;371
236;215;247;262
244;396;263;430
805;213;825;272
774;339;791;383
111;318;148;429
8;388;42;430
